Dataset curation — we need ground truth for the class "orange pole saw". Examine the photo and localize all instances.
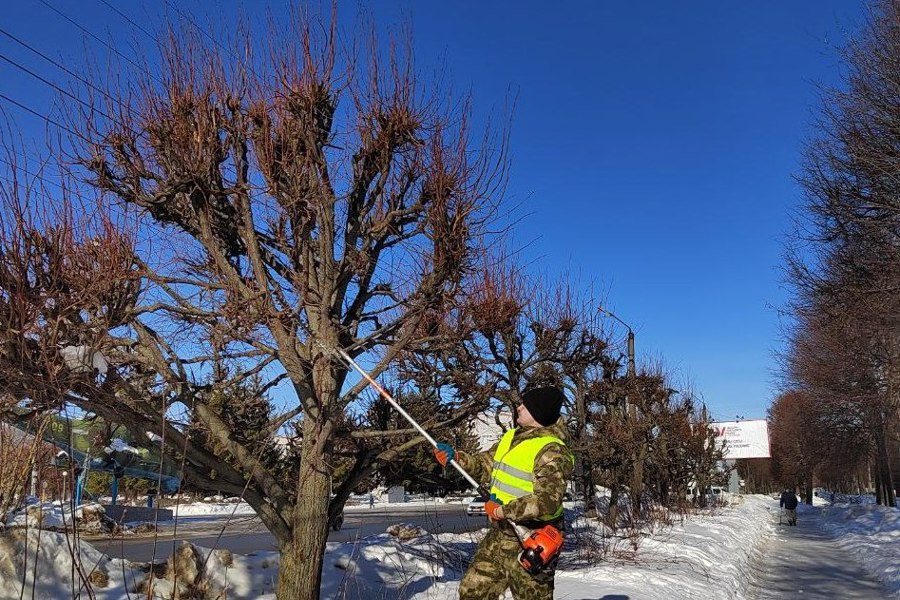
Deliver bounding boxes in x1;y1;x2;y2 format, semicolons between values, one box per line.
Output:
332;347;565;574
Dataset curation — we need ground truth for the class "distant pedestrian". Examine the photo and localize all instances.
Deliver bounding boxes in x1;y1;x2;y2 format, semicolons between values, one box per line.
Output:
780;489;798;525
369;492;374;509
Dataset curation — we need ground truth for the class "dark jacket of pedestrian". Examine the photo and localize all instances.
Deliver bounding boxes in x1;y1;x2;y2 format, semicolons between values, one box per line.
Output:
780;490;798;510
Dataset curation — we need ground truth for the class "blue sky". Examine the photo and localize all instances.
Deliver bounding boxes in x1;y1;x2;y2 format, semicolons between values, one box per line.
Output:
0;1;867;422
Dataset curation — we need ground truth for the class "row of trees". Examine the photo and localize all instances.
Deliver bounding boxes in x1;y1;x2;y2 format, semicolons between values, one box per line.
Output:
405;264;726;526
777;0;899;506
0;12;721;600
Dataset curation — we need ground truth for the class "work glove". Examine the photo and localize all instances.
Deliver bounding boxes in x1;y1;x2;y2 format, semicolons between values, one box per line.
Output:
485;494;505;521
433;442;455;467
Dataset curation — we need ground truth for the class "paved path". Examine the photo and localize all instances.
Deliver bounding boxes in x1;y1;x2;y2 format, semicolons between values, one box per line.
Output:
749;502;888;599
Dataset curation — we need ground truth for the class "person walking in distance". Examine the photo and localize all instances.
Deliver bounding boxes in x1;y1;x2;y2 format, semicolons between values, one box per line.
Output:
780;488;799;526
433;386;574;600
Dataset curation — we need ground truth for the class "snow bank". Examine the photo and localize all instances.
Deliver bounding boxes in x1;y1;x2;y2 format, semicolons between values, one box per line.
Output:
0;522;465;600
0;528;144;600
817;502;900;595
170;501;257;518
399;495;776;600
0;527;278;600
5;501;118;534
320;524;472;599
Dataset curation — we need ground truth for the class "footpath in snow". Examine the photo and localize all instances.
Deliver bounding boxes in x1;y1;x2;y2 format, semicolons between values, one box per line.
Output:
749;498;897;599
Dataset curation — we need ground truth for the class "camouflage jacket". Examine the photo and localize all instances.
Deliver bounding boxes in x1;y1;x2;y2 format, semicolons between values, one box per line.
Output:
457;416;573;527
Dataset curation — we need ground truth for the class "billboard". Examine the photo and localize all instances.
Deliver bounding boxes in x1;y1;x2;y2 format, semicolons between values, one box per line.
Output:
711;419;770;459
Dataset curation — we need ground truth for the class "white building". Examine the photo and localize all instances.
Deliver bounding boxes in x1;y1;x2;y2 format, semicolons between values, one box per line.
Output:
469;406;514;451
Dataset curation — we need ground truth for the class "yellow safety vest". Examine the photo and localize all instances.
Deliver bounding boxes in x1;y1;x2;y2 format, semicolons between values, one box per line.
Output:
489;429;571;521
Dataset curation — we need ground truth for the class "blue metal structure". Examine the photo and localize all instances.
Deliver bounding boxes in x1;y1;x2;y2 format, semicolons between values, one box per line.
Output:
11;419;181;506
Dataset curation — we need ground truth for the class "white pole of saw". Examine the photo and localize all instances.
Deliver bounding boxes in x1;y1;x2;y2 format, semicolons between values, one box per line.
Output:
335;348;484;494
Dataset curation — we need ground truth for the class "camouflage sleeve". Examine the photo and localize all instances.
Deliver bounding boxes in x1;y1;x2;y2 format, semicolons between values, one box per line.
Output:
502;443;573;522
455;443;498;488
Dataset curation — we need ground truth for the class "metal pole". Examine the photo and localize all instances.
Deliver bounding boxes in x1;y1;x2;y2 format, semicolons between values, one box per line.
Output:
598;307;635;373
598;307;635;408
626;330;635;379
74;470;84;506
74;454;88;507
598;307;643;515
335;348;486;495
111;476;119;506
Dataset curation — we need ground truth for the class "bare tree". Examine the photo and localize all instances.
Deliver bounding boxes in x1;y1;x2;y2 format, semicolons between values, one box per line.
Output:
583;357;722;525
0;14;508;599
768;390;826;503
785;293;893;504
785;0;900;506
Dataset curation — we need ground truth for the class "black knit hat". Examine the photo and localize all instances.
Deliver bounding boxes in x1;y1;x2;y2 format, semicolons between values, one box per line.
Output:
522;386;565;427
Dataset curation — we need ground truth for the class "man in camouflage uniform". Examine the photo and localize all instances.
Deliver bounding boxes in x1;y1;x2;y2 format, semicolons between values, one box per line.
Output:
434;386;574;600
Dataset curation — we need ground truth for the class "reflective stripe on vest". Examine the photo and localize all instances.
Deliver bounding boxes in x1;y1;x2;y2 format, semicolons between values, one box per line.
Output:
489;429;569;521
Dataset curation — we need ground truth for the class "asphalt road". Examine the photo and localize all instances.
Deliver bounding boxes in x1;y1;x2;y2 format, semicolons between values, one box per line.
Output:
90;503;485;562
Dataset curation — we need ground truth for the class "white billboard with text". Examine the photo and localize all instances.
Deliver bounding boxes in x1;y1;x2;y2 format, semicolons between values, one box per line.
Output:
711;419;770;459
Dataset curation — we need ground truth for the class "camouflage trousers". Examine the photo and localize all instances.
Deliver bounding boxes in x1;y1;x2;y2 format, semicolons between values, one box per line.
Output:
459;527;556;600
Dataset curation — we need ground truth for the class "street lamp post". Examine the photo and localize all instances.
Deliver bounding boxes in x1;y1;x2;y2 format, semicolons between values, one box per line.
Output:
598;307;636;410
598;306;644;519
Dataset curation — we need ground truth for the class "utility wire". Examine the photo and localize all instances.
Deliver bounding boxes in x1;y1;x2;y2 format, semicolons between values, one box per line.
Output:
0;27;121;108
0;154;93;189
97;0;156;43
102;0;259;84
0;25;156;144
36;0;161;85
0;47;145;140
99;0;276;111
0;92;89;143
0;51;120;127
0;170;66;194
5;2;275;201
102;0;269;102
0;154;76;180
0;157;79;199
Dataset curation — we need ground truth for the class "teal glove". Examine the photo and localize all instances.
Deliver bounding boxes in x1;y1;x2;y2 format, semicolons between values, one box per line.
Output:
433;442;455;466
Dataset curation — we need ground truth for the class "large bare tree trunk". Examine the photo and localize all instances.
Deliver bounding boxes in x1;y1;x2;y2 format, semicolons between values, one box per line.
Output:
573;378;598;517
874;420;896;507
606;485;620;529
874;461;883;505
581;469;597;517
278;416;335;598
631;446;645;519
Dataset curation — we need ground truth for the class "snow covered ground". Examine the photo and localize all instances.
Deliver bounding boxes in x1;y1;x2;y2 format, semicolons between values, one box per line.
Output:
170;500;258;518
813;499;900;594
0;494;896;599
